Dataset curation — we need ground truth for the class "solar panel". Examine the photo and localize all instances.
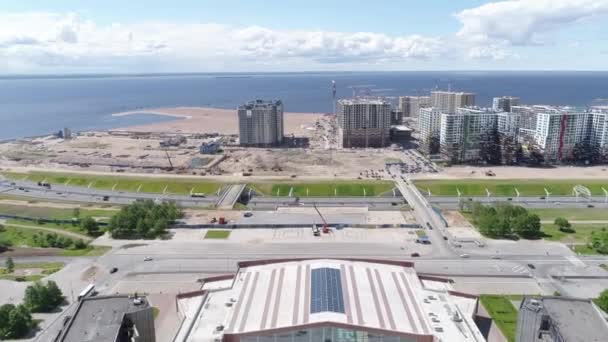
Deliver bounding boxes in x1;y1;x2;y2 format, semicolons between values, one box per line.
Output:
310;268;345;314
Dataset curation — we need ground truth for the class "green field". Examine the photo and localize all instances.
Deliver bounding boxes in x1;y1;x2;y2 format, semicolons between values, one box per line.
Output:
0;203;116;221
415;179;608;196
529;208;608;221
2;171;224;195
204;230;231;239
479;295;518;342
250;181;394;197
541;224;608;243
6;218;90;236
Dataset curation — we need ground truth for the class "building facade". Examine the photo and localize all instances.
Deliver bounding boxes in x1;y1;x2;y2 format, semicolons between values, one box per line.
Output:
439;108;499;164
238;100;284;146
337;98;391;148
418;107;443;154
492;96;520;112
399;96;431;118
430;91;475;114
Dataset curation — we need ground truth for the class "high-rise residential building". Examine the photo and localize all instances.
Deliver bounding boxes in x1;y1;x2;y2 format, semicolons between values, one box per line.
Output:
337;98;391;148
439;108;499;164
238;100;284;146
492;96;520;112
399;96;431;117
418;107;443;154
430;91;475;114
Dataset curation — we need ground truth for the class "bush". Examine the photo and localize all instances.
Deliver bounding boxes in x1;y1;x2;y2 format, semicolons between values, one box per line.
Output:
107;200;183;239
597;289;608;312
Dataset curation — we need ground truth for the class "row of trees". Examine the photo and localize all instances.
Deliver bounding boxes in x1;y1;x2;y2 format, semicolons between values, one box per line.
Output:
107;200;183;239
0;280;64;339
31;232;87;250
463;202;541;239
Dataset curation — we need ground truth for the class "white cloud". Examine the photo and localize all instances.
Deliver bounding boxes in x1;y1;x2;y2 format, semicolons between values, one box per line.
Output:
1;2;608;72
456;0;608;45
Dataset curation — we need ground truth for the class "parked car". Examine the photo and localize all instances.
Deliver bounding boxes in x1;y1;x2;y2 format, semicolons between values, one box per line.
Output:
410;252;420;257
144;257;153;261
527;263;536;269
459;254;470;258
243;211;253;217
491;255;501;260
109;267;118;274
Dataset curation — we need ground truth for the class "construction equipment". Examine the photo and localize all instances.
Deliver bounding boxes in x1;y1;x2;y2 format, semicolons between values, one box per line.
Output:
313;203;330;233
164;150;174;171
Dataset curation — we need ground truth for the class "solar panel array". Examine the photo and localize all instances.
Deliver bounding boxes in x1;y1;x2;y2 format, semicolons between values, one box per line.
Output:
310;267;345;314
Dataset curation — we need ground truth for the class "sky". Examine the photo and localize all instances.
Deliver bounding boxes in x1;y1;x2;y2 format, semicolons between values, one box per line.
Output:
1;0;608;73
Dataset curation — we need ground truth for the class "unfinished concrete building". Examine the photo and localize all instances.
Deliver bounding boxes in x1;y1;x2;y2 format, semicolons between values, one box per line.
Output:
337;98;391;148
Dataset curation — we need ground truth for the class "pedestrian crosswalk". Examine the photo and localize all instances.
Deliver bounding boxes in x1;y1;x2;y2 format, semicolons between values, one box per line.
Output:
565;255;586;267
511;265;529;274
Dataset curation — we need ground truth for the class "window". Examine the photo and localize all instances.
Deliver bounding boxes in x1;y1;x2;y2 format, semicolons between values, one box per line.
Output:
310;268;345;314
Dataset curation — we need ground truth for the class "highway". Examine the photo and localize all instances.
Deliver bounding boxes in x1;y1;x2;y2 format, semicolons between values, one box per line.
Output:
428;195;608;209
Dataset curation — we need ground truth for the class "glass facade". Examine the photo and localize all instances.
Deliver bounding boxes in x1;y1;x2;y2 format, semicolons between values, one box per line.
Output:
239;326;416;342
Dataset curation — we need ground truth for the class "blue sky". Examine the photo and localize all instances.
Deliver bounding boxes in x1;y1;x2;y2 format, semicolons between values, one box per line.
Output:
1;0;607;73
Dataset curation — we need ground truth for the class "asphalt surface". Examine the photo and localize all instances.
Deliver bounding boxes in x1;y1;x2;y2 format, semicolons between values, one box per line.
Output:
429;195;608;209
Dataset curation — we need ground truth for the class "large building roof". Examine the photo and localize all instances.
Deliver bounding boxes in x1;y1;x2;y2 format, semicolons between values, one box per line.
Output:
517;296;608;342
58;295;151;342
177;258;485;342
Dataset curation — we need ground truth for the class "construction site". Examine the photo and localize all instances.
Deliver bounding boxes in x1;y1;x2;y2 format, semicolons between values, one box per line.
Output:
0;113;413;179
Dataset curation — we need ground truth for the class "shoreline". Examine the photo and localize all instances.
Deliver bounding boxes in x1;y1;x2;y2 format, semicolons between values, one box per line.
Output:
110;106;326;135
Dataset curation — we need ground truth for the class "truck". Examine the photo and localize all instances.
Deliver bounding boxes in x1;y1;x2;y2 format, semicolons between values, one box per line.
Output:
78;284;96;300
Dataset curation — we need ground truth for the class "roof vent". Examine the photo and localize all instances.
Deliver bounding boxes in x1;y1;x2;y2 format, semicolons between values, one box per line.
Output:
216;325;224;332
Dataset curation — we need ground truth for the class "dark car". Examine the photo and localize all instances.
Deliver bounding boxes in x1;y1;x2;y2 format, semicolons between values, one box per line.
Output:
527;263;535;270
410;252;420;257
109;267;118;274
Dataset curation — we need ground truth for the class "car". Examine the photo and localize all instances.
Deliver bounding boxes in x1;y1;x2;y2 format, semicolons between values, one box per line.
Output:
459;254;470;258
527;263;536;269
410;252;420;257
507;198;513;201
144;257;153;261
243;211;253;217
491;255;501;260
587;204;595;208
443;236;448;241
540;196;546;200
109;267;118;274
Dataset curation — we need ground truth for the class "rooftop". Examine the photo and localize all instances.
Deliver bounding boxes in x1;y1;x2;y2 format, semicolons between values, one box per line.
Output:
178;258;485;342
58;295;151;342
517;296;608;342
238;99;283;110
338;97;391;105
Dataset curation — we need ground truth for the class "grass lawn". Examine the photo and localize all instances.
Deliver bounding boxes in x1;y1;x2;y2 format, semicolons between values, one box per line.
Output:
204;230;231;239
6;218;90;236
2;171;224;195
0;262;64;282
0;203;116;220
59;245;111;256
541;223;608;243
529;208;608;221
415;179;608;196
415;230;427;237
573;244;600;255
479;295;518;342
250;180;394;197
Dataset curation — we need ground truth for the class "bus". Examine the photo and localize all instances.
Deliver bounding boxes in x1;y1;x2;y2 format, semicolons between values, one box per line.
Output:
78;284;96;301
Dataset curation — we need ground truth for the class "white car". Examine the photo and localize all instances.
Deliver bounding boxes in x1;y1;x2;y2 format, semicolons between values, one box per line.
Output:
144;257;153;261
490;255;501;260
459;254;470;258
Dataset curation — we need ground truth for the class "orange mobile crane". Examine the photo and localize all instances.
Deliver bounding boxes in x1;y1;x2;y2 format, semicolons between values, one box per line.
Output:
313;203;330;233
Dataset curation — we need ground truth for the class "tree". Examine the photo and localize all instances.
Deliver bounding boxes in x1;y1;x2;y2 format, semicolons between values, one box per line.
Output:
72;207;81;219
5;256;14;273
80;217;100;236
107;200;183;239
597;289;608;313
554;217;573;232
24;281;63;312
514;214;541;239
0;304;33;339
